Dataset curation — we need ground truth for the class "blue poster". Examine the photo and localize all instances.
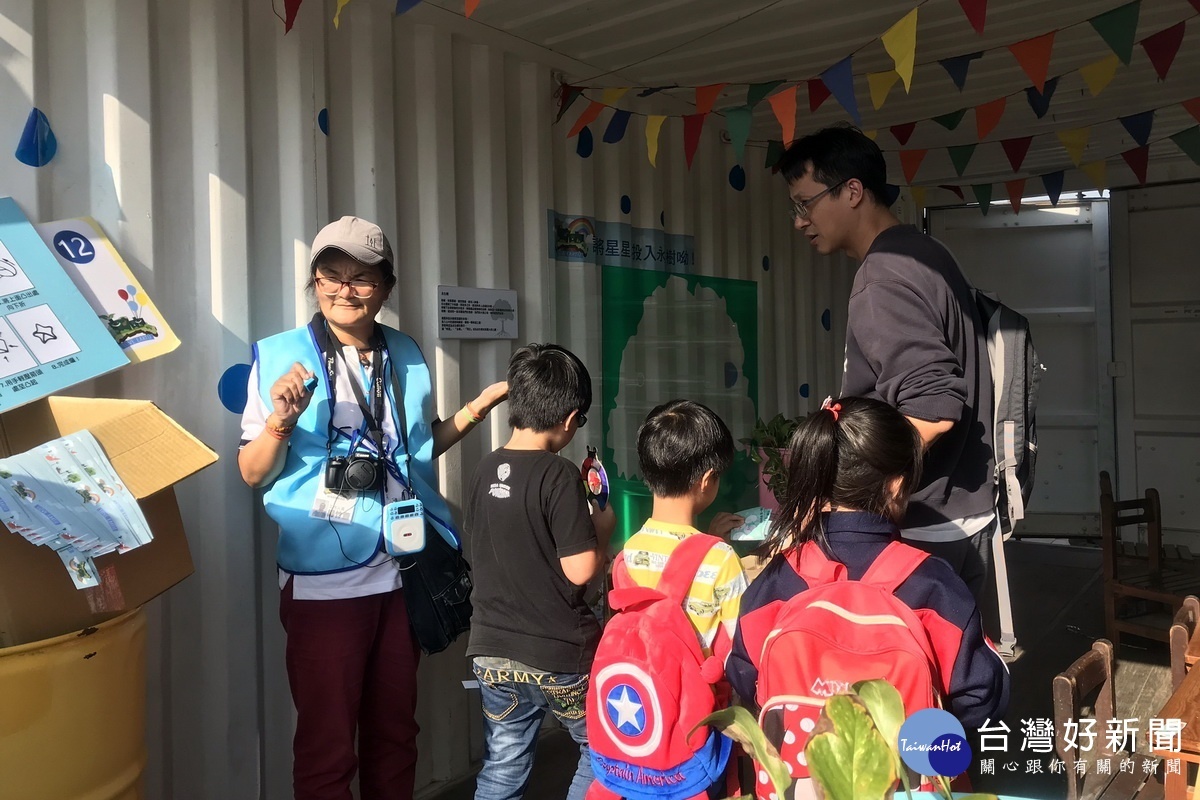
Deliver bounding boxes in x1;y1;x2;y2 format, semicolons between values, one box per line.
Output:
0;198;129;412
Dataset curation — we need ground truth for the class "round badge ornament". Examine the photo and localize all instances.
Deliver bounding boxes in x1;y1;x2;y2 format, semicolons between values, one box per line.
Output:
897;708;972;778
581;446;610;510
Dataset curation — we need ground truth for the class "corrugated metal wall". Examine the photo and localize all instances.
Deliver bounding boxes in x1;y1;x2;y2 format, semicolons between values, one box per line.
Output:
0;0;856;796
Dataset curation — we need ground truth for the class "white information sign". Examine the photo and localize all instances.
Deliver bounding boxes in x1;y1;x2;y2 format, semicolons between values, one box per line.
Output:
438;285;518;339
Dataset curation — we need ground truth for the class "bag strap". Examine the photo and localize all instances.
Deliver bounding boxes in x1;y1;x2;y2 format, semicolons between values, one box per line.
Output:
789;540;849;587
657;533;722;605
859;540;929;594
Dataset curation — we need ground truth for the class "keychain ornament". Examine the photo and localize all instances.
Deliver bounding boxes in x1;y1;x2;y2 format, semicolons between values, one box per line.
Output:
581;446;609;510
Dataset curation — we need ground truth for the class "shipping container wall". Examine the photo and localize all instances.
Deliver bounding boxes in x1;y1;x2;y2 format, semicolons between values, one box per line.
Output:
0;0;851;796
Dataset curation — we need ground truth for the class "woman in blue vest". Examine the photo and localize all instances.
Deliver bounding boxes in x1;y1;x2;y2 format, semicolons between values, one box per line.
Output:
238;216;507;800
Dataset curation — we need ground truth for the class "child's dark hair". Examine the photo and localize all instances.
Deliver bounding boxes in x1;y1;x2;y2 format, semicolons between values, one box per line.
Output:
759;397;922;557
637;399;735;498
507;343;592;432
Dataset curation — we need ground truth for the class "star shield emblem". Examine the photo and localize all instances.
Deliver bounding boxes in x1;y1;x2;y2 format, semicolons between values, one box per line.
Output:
593;663;663;759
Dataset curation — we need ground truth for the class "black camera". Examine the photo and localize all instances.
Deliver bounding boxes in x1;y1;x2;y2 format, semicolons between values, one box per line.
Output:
325;454;385;493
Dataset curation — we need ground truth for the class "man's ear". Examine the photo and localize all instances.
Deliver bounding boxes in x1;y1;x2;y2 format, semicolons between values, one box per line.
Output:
846;178;867;209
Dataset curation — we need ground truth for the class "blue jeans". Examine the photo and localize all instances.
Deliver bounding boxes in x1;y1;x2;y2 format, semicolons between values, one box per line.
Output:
472;658;593;800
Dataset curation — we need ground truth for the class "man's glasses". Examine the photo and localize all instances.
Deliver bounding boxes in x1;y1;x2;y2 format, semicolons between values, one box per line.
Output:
789;179;848;221
315;276;379;298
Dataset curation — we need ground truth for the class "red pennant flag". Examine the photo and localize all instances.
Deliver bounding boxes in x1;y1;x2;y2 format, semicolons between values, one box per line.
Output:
808;79;831;112
938;184;966;201
284;0;303;31
683;113;706;170
1190;0;1200;11
891;122;917;146
696;84;727;116
976;97;1006;140
1121;145;1149;184
900;150;927;184
465;0;479;17
568;102;604;138
1008;32;1055;92
1001;136;1033;172
1141;22;1185;81
958;0;987;34
1184;97;1200;124
768;88;798;146
1005;179;1026;214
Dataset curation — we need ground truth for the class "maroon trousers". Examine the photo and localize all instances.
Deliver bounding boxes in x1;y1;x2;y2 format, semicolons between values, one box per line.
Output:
280;580;421;800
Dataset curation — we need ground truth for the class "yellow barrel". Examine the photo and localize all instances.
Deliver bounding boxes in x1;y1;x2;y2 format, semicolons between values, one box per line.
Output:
0;609;147;800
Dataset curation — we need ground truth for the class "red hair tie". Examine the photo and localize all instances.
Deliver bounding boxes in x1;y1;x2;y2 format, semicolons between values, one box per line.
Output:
820;396;842;422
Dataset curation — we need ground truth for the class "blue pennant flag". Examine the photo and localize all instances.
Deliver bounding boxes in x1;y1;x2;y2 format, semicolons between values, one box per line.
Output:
603;110;632;144
15;108;57;167
1041;171;1065;206
939;52;983;91
1119;110;1154;147
820;56;860;126
395;0;422;14
1026;76;1059;119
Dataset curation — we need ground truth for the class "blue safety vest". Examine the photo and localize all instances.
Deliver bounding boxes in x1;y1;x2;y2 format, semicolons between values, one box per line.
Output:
253;322;458;574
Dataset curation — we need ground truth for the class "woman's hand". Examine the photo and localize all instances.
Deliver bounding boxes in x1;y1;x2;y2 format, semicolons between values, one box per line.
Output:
473;380;509;417
270;362;316;426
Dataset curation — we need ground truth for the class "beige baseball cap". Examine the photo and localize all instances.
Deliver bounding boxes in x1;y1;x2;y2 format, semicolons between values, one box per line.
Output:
310;216;394;272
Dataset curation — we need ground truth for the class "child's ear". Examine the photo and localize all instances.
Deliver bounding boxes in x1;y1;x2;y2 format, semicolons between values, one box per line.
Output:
564;409;579;430
699;468;719;495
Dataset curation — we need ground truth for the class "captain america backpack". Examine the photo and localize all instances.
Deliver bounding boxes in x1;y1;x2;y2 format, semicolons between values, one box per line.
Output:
586;533;732;800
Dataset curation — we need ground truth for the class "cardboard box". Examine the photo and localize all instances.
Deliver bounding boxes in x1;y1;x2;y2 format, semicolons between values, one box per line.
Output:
0;396;217;647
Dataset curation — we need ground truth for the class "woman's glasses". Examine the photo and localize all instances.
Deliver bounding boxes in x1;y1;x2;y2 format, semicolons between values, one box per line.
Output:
315;276;379;298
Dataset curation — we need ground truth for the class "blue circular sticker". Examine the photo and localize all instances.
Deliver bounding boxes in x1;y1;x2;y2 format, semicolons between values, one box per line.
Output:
897;708;971;777
52;230;96;264
218;363;253;414
620;195;632;214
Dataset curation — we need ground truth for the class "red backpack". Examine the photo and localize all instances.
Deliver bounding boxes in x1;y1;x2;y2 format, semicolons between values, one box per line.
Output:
586;534;732;800
750;540;943;799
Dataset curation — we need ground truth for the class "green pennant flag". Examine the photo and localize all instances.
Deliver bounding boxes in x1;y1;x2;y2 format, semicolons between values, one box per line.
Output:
1089;0;1140;66
948;144;977;177
932;109;967;131
972;183;993;215
725;106;753;164
765;139;785;170
747;80;785;109
1170;125;1200;165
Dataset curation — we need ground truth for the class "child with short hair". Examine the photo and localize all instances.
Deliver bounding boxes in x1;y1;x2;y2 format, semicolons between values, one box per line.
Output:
465;343;616;800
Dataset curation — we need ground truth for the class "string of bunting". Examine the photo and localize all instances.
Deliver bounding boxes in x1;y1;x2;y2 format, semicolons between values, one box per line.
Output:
275;0;482;34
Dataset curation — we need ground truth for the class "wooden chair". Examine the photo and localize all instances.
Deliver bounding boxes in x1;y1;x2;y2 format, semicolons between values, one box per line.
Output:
1053;639;1165;800
1169;596;1200;690
1101;472;1200;649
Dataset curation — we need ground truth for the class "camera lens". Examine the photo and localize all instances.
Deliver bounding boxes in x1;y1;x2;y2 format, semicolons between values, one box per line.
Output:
344;456;382;492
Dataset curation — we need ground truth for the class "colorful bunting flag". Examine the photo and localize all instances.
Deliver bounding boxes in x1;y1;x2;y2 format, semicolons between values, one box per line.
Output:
882;8;919;92
863;129;879;141
1008;32;1055;92
747;81;785;109
725;106;753;164
1121;145;1149;184
939;184;966;201
958;0;987;34
1141;22;1185;81
1185;98;1200;124
765;140;785;172
556;86;583;124
1081;159;1108;190
1089;1;1141;65
1001;136;1033;172
333;0;352;28
948;144;977;177
976;97;1006;140
932;109;967;131
395;0;423;15
768;87;798;146
284;0;303;32
1080;54;1120;97
821;56;861;125
638;86;675;97
808;79;831;112
602;87;630;106
1005;179;1026;214
1042;170;1065;206
1170;126;1200;165
891;122;917;146
972;183;994;214
900;150;927;184
696;84;726;115
1056;128;1090;166
465;0;479;18
939;52;983;91
568;102;604;138
603;110;632;144
683;114;705;170
868;71;900;111
1026;76;1059;119
645;115;666;167
911;186;928;208
15;108;57;167
576;126;593;158
1119;110;1154;147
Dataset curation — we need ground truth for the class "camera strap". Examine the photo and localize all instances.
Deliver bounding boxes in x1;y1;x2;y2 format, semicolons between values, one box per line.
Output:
311;316;387;462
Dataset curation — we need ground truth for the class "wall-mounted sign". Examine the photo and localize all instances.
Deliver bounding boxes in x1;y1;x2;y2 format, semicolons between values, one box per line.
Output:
437;285;518;339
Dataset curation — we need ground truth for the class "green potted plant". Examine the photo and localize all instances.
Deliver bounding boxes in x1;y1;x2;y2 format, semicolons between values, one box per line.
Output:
740;414;803;510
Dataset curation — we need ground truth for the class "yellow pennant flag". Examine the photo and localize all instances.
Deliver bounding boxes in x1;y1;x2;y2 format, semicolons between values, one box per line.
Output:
1080;54;1120;97
1081;159;1108;190
910;186;927;209
863;129;879;141
1056;128;1090;167
881;8;919;92
868;71;900;111
602;87;630;106
333;0;352;28
646;115;666;167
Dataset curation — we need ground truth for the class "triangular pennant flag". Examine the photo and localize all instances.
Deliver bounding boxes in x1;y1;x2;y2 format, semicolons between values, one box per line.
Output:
15;108;57;167
765;140;785;172
939;184;966;201
1057;128;1090;166
972;183;994;214
1008;32;1055;92
395;0;423;15
1121;145;1149;184
465;0;479;18
933;109;968;130
284;0;303;32
638;86;674;97
725;106;753;164
808;78;831;112
568;101;604;138
555;85;582;124
1005;179;1026;214
821;56;861;125
1119;110;1154;147
863;129;879;140
1081;159;1108;190
696;84;726;116
881;8;919;92
603;110;632;144
939;52;983;91
602;87;630;106
900;149;927;184
683;113;705;170
1089;1;1141;65
1041;170;1065;206
976;97;1006;140
1191;0;1200;12
911;186;928;208
1141;22;1185;81
645;115;666;167
948;144;977;177
767;87;798;146
1001;136;1033;172
747;80;785;109
1026;76;1059;119
1184;97;1200;124
333;0;352;28
958;0;987;34
1170;126;1200;165
868;71;900;111
891;122;917;146
1080;54;1120;96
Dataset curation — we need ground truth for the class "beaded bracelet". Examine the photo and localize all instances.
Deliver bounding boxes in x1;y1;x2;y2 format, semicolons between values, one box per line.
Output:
459;405;485;425
266;418;296;439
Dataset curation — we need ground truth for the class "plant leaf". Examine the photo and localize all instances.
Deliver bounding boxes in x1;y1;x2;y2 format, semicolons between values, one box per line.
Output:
806;695;897;800
853;679;909;790
693;707;792;797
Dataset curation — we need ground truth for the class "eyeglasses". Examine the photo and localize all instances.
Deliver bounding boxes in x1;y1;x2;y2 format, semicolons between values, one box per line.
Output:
789;179;848;221
315;276;379;298
576;412;588;428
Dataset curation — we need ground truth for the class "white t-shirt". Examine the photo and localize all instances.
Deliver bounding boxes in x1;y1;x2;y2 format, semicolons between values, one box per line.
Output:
241;347;409;600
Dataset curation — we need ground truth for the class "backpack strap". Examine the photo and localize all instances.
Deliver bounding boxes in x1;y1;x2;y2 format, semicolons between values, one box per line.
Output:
859;540;929;594
657;533;722;605
788;540;849;587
